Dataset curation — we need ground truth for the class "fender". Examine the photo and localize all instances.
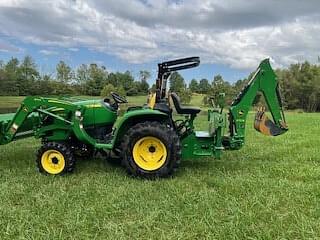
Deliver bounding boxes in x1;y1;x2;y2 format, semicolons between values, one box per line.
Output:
111;108;169;148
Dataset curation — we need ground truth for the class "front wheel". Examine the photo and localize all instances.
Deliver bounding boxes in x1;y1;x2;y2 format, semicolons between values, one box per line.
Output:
121;121;181;179
37;142;75;175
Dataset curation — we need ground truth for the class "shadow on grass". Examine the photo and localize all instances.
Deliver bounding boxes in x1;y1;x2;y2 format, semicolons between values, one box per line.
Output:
75;153;249;178
181;157;245;172
73;154;126;176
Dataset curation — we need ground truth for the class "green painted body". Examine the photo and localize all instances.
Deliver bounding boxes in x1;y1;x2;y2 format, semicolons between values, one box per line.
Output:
0;59;287;162
180;108;226;159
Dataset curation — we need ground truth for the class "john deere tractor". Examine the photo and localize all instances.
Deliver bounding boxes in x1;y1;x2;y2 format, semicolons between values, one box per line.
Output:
0;57;288;178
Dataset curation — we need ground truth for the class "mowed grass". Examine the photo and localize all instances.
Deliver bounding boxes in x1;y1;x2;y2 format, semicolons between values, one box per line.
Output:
0;96;320;239
0;96;24;108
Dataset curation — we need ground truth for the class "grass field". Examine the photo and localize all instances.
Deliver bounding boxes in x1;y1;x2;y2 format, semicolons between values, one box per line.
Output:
0;96;319;239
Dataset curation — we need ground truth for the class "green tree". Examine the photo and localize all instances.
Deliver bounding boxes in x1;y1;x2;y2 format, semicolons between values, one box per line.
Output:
56;61;73;83
198;78;210;94
38;74;54;95
121;71;135;91
204;75;234;106
277;61;320;112
179;88;192;104
100;84;116;97
169;72;185;92
76;64;90;94
127;81;140;96
85;64;108;96
0;64;9;95
3;58;19;95
115;86;126;97
100;84;125;97
18;56;39;95
76;64;90;84
189;79;199;93
106;71;134;93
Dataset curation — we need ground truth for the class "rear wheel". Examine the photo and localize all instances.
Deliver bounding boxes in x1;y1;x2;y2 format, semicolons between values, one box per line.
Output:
37;142;75;175
121;121;181;178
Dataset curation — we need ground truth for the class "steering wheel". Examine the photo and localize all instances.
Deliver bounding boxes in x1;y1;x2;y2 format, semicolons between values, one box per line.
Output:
111;92;128;104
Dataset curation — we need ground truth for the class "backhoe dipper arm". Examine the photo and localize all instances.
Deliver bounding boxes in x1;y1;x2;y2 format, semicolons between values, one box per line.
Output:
227;59;288;148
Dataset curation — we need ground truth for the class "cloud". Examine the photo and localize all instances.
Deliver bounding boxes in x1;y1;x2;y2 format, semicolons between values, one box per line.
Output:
68;47;79;52
91;0;320;30
39;49;58;55
0;0;319;69
0;40;20;53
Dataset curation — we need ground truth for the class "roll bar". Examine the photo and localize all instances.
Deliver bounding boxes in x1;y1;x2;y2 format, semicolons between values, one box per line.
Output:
156;57;200;100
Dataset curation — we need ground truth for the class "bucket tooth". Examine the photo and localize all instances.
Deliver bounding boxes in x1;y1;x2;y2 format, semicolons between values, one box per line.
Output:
254;108;287;136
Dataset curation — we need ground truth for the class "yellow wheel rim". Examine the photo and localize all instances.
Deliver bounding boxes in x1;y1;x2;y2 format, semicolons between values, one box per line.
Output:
132;136;167;171
41;150;66;174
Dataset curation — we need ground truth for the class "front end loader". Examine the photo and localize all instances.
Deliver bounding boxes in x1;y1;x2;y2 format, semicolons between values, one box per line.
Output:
0;57;288;178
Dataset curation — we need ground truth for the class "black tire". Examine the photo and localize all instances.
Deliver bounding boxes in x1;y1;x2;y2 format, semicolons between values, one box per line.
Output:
36;142;75;175
121;121;181;179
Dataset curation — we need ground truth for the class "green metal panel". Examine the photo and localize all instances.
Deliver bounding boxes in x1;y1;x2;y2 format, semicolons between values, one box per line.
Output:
71;107;168;150
181;133;215;159
76;100;117;126
181;109;226;159
111;109;169;147
93;104;116;126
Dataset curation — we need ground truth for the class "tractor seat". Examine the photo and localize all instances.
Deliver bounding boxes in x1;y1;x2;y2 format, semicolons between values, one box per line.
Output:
170;92;201;115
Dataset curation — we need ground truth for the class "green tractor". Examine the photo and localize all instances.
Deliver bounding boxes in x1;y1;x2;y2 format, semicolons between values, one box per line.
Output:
0;57;288;178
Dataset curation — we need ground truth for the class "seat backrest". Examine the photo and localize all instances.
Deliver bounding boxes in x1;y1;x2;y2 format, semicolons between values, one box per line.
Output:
170;92;183;114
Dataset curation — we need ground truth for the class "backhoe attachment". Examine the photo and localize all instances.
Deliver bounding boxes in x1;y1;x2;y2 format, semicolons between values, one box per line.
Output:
226;59;288;149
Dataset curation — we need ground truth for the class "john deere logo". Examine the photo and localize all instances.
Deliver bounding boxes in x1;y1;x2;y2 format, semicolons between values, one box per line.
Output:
239;110;244;116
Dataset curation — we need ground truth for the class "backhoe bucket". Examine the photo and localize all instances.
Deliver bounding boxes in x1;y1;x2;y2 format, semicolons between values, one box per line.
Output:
254;107;287;136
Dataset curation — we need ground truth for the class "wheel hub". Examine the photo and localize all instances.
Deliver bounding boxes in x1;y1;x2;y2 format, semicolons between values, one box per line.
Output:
132;136;167;171
51;157;59;164
41;150;66;174
148;146;156;153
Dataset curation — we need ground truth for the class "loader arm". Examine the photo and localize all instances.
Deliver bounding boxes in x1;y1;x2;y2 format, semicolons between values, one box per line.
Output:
0;96;80;145
226;59;288;149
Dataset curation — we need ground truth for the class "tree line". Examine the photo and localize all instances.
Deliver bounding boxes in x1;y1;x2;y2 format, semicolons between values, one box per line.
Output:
0;56;319;112
0;56;150;97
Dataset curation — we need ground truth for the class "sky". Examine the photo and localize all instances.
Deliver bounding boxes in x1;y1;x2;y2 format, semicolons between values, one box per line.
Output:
0;0;319;84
